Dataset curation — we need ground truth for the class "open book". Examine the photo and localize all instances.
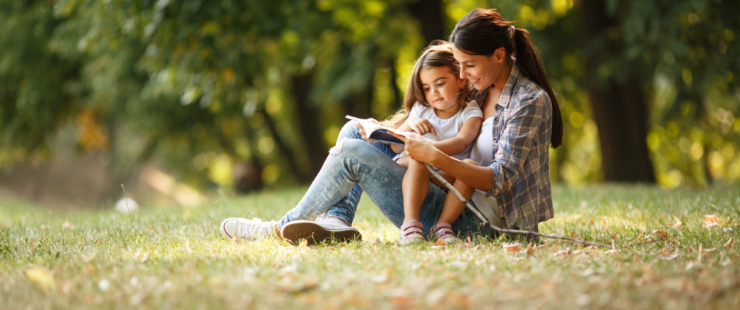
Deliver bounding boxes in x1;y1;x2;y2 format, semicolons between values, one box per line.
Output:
345;115;411;144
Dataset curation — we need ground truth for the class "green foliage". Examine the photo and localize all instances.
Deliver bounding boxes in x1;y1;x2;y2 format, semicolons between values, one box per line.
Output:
1;0;739;194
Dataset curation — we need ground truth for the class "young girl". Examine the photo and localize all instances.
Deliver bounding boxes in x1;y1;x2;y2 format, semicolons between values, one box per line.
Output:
381;43;483;244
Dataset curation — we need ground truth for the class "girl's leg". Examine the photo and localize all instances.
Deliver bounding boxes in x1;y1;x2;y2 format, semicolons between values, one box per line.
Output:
430;170;455;188
437;179;476;225
402;159;430;223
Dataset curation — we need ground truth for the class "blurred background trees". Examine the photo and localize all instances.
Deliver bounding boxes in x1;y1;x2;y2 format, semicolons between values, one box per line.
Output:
1;0;738;208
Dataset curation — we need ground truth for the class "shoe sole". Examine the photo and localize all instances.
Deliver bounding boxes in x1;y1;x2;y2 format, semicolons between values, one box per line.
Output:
281;221;361;245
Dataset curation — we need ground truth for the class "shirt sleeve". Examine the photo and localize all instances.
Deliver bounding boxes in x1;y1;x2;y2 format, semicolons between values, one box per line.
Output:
460;101;484;122
408;102;423;118
486;92;546;197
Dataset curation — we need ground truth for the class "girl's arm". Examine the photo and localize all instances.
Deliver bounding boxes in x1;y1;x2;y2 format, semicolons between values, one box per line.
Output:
431;117;482;156
391;116;437;153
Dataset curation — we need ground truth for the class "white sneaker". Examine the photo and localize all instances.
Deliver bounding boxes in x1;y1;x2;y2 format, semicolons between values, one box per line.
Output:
280;218;361;244
219;218;277;240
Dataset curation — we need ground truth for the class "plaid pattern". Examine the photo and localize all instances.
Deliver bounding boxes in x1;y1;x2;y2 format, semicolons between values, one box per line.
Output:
474;65;554;232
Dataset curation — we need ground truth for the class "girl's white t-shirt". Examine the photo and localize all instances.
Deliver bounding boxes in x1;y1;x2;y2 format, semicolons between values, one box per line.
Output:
397;101;483;160
469;116;502;227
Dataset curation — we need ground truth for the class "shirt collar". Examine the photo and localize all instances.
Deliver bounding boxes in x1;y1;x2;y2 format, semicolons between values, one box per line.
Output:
471;63;521;109
496;64;521;109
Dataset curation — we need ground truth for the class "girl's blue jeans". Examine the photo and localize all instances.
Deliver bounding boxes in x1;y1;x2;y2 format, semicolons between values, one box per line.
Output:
277;121;492;236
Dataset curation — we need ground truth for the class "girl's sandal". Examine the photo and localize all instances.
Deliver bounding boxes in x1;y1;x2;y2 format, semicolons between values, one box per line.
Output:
432;222;460;244
399;220;425;245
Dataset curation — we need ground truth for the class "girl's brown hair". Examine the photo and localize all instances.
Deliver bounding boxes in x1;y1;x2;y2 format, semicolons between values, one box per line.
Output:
382;41;471;128
449;8;563;148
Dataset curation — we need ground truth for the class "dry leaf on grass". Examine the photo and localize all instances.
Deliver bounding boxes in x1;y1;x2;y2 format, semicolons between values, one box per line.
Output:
725;237;735;248
653;230;668;240
434;239;447;247
62;221;74;230
139;251;149;263
503;243;519;252
525;243;535;256
184;239;193;253
299;239;308;247
703;214;724;229
611;233;618;240
666;216;682;229
26;267;56;293
554;248;572;256
390;295;412;309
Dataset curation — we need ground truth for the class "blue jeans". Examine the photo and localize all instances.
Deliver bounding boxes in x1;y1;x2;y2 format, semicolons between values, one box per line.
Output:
277;121;492;236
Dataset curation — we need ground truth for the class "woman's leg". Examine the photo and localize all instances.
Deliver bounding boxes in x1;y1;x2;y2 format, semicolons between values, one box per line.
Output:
323;121;398;225
278;139;454;235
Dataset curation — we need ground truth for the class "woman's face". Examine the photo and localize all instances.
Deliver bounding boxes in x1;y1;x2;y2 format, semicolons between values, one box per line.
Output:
419;66;466;113
452;45;506;90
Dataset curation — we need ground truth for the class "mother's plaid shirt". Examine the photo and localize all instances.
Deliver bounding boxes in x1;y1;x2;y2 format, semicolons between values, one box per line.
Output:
474;65;554;232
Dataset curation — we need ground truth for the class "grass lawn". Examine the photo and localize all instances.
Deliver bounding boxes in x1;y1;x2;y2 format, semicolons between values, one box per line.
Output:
1;184;739;309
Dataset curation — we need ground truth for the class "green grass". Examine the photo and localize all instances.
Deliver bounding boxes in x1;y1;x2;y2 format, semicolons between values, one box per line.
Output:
1;185;739;309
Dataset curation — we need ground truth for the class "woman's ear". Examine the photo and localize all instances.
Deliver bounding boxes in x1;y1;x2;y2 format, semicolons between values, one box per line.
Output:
494;47;507;64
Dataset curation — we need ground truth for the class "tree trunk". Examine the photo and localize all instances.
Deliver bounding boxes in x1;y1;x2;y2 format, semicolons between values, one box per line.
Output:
291;73;328;180
408;0;446;44
581;0;656;182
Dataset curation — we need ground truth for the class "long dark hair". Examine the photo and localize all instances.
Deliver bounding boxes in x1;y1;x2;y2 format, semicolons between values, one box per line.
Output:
449;8;563;148
382;41;471;128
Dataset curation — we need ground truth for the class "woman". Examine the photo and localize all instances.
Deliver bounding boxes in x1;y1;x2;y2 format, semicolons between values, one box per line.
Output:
219;8;562;243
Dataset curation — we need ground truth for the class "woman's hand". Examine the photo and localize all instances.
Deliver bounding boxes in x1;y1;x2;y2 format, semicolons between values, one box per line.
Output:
387;132;443;165
406;117;437;136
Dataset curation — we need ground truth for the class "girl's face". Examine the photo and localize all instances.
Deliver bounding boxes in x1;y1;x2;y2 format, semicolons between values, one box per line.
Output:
452;46;506;90
419;66;466;116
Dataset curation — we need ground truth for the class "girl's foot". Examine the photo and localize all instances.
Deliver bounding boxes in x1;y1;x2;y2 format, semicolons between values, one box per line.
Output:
432;222;460;244
399;220;425;245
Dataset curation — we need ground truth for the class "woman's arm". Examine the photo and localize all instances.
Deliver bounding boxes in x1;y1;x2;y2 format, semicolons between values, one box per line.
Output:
432;117;482;156
388;132;494;191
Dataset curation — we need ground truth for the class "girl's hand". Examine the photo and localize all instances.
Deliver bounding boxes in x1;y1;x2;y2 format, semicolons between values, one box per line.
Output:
355;118;381;144
407;117;437;136
387;132;442;165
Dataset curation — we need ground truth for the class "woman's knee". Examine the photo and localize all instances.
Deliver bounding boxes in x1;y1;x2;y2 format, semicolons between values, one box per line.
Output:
338;120;361;139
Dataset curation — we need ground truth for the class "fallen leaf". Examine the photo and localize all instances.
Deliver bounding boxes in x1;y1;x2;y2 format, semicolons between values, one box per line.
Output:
26;267;56;293
611;233;618;240
434;239;448;247
62;221;74;230
725;237;735;248
390;295;412;309
702;247;716;253
653;230;668;240
525;243;535;256
554;248;572;256
666;216;682;229
139;251;149;263
390;245;398;251
299;239;308;247
703;214;724;229
503;243;519;252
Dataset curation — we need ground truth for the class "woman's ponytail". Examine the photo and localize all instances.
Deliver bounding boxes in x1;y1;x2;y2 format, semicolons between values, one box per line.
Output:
512;29;563;148
450;8;564;149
